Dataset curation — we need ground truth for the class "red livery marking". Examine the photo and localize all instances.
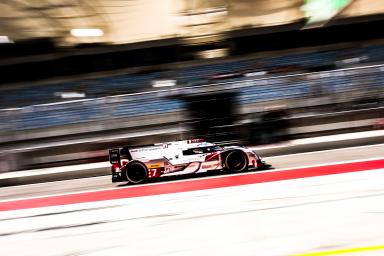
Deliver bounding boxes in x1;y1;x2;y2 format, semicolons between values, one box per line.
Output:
1;159;384;212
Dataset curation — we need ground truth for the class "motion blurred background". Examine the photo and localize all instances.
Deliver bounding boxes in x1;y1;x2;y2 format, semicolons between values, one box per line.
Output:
1;0;384;172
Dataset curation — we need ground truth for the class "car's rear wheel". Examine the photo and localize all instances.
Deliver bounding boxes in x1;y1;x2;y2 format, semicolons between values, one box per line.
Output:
124;161;148;184
224;150;248;172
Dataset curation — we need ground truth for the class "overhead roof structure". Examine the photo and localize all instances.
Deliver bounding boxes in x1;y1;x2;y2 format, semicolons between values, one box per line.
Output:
0;0;383;47
0;0;303;46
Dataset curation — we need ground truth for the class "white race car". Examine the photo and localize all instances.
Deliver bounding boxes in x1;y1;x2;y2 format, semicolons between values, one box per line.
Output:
109;139;270;184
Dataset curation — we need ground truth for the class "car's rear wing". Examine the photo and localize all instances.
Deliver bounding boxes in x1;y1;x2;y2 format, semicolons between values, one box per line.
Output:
109;147;133;164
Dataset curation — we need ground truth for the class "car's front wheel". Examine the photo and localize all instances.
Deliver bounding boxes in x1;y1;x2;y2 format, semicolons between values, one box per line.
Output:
224;150;248;172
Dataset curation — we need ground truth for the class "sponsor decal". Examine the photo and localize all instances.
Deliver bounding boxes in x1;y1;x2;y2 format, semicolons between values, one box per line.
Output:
148;163;161;168
202;163;217;169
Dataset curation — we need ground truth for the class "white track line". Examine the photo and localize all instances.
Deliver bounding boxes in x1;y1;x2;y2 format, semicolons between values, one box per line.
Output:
265;143;384;159
0;162;110;179
293;130;384;144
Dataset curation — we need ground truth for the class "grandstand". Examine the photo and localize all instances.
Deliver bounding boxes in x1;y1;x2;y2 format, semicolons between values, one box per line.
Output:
1;42;384;108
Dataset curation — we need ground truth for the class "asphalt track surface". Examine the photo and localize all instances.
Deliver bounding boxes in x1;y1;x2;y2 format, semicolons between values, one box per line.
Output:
1;143;383;201
1;144;384;256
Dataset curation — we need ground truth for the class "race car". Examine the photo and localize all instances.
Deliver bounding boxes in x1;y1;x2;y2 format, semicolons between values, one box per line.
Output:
109;139;270;184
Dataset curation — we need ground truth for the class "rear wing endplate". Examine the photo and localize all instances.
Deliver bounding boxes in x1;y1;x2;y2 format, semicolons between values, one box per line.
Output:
109;149;120;164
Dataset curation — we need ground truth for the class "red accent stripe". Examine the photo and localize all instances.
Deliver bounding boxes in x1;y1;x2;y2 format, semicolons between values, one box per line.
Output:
1;159;383;212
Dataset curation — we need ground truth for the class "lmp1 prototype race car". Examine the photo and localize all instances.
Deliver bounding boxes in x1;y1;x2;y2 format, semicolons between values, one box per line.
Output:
109;139;271;184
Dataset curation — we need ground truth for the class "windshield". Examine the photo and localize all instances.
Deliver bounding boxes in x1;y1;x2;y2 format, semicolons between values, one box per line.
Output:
182;146;222;155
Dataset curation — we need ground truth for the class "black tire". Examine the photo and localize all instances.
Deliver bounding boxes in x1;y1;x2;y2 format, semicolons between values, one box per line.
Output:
224;150;248;172
124;161;148;184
